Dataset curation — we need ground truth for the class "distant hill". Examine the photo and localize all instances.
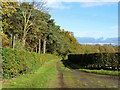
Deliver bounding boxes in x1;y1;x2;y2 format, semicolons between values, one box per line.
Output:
76;37;119;45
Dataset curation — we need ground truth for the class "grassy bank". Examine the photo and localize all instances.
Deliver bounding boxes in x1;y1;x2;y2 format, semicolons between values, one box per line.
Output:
78;69;119;76
2;59;59;88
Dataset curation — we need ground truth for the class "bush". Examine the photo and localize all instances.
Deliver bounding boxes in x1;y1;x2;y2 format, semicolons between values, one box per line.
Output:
2;48;58;79
68;53;119;70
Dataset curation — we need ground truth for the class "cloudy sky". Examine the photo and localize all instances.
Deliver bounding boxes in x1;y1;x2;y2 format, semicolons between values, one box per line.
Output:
19;0;118;39
47;1;118;39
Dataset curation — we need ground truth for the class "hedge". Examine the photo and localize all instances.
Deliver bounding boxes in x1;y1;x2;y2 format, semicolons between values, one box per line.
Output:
68;53;120;70
2;48;58;79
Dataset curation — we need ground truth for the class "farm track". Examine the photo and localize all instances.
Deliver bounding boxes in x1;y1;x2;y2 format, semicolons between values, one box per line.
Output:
57;61;119;88
56;62;67;88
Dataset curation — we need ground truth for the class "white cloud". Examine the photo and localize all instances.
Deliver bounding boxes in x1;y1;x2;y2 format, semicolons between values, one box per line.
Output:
80;2;112;7
46;0;118;9
100;0;119;2
109;25;118;30
47;2;70;9
9;0;119;3
46;0;96;3
46;0;119;2
14;0;118;9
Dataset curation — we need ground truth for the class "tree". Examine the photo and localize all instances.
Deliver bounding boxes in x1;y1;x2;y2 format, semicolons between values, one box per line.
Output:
14;1;49;48
1;1;18;48
24;8;50;53
0;1;18;16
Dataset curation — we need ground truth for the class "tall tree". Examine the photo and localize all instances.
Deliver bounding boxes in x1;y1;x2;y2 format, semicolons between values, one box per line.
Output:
1;1;18;48
18;1;49;48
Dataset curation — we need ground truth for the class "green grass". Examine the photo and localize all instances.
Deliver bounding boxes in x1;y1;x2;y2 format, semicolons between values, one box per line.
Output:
59;61;72;72
2;59;59;88
65;61;119;76
78;69;119;76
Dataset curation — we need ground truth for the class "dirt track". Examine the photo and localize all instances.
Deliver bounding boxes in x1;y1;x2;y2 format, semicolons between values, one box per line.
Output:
57;62;119;88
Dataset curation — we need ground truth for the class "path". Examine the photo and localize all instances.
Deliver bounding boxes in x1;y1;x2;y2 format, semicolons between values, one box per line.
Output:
57;61;119;88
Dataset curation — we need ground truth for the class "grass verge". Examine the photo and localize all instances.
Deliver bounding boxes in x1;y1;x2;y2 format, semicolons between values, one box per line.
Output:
65;61;119;76
2;59;59;88
78;69;119;76
59;61;72;72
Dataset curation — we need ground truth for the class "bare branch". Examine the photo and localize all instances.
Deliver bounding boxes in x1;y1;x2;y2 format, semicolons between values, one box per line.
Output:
26;10;32;25
22;11;26;24
32;0;49;13
26;23;33;32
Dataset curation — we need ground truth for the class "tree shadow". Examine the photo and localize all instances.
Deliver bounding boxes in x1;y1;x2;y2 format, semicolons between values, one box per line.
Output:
61;59;119;71
61;59;83;69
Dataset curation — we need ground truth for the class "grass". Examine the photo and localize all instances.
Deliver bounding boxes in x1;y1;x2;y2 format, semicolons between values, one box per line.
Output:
78;69;119;76
63;72;78;88
62;61;119;76
2;59;59;88
59;61;72;72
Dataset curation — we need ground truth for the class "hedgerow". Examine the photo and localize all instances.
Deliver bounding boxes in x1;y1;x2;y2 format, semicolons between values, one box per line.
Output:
2;48;58;79
68;53;119;70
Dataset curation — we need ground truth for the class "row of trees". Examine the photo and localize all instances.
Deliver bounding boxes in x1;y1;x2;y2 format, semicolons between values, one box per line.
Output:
1;1;80;56
76;44;118;54
1;1;118;56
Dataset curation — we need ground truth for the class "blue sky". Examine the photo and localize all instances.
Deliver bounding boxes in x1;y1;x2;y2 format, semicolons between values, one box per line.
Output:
47;2;118;39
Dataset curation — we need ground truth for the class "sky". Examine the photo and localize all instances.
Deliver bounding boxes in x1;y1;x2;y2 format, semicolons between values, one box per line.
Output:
45;1;118;39
17;0;118;39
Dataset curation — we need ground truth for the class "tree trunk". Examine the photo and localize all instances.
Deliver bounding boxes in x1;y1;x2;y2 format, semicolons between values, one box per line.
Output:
38;38;41;54
0;31;2;48
31;49;33;52
22;32;26;48
43;38;46;54
22;38;26;48
12;33;15;49
36;46;37;53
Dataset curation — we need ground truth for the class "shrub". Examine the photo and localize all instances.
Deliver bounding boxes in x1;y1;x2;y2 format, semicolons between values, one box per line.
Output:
68;53;119;70
2;48;58;79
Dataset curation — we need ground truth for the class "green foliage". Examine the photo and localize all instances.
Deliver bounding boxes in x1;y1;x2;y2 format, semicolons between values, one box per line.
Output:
68;53;119;70
2;2;81;56
0;1;18;16
76;44;117;54
46;30;80;56
2;48;58;79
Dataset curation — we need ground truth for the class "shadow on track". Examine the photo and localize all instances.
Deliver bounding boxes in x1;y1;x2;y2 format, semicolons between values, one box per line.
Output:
61;59;82;69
